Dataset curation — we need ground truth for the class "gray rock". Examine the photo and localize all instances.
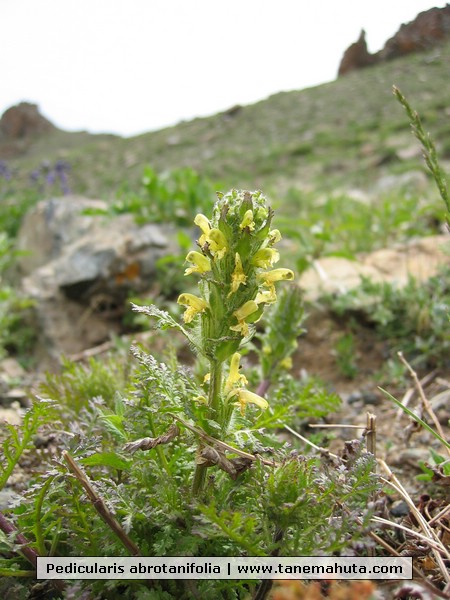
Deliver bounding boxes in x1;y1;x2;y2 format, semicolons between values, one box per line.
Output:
16;196;109;275
17;197;181;369
299;235;449;301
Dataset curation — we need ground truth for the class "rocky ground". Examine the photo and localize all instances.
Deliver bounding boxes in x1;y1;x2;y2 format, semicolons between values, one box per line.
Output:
0;193;449;599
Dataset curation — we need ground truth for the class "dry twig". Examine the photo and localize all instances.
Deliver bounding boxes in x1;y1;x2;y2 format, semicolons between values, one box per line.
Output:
63;451;143;558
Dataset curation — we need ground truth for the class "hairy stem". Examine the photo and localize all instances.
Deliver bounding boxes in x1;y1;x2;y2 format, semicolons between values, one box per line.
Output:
192;359;224;496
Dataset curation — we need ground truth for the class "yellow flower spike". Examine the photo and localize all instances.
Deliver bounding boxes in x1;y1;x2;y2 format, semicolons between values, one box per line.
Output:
224;353;248;395
229;389;269;416
177;293;209;323
203;373;210;383
228;253;247;296
184;251;211;276
230;300;259;337
239;209;255;231
208;229;228;259
258;268;295;284
252;248;280;269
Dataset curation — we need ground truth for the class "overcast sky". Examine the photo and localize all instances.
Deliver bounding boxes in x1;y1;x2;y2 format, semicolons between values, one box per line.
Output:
1;0;446;137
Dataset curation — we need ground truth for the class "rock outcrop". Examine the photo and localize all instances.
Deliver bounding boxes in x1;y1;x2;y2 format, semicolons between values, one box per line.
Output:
337;30;378;77
338;5;450;76
0;102;56;158
16;197;180;368
0;102;55;139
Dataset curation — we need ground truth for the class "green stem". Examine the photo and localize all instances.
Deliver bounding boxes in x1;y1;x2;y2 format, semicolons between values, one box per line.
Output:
192;462;207;497
208;359;223;422
147;411;171;475
0;413;38;490
34;476;55;556
192;359;224;497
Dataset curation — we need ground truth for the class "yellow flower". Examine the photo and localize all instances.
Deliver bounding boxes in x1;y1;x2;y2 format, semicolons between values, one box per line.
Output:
194;214;228;259
268;229;282;244
239;209;255;231
255;269;294;306
177;293;209;323
228;389;269;416
279;356;293;370
258;268;295;284
224;353;248;395
194;213;211;247
228;253;247;296
184;251;211;276
208;229;228;259
254;289;277;305
252;248;280;269
229;300;259;337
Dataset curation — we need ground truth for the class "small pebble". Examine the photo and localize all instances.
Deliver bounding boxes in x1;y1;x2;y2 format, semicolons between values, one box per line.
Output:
390;500;410;518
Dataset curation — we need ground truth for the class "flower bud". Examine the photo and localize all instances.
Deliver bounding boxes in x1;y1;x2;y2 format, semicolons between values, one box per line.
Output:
239;209;255;231
252;248;280;269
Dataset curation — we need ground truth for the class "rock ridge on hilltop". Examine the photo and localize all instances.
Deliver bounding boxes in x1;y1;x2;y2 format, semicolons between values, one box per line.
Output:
338;4;450;75
0;102;57;159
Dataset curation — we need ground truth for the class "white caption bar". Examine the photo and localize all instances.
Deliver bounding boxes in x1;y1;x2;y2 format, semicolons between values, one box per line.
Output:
37;556;412;580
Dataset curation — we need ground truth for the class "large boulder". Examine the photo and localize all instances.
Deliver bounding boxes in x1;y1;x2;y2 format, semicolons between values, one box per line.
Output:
16;197;180;368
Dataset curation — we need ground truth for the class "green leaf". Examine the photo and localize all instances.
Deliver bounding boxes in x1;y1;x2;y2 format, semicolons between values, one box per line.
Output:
100;414;127;440
80;452;131;471
130;303;201;353
429;448;446;465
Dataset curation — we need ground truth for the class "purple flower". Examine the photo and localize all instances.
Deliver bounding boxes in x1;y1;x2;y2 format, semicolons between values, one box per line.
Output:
0;161;12;181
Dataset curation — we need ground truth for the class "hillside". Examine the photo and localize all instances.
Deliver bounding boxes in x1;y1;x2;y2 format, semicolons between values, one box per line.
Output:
2;39;450;200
